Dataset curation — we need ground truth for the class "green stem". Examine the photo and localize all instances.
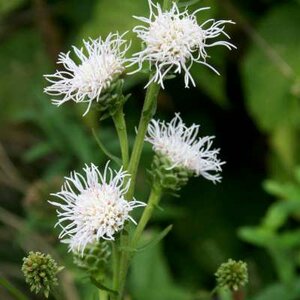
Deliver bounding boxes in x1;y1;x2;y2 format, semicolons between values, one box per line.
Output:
98;289;109;300
131;184;162;247
117;185;163;300
111;242;119;300
112;107;129;169
126;79;160;199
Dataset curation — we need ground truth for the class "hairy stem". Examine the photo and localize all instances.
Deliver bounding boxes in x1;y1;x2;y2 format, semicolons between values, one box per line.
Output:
112;107;129;169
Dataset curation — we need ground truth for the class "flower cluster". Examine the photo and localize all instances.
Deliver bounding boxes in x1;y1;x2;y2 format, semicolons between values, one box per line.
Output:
44;33;130;115
50;163;145;253
22;251;62;298
44;1;235;113
215;259;248;291
131;0;235;88
146;114;224;183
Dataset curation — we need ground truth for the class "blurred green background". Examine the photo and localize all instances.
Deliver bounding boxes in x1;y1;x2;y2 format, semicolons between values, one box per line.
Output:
1;0;300;299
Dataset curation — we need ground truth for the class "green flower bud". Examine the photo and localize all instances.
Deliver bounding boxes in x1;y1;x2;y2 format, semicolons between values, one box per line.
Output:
148;153;193;194
95;79;130;120
22;251;62;298
73;241;111;281
215;259;248;292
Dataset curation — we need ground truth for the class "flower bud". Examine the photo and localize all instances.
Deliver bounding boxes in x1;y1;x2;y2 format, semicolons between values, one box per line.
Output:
22;251;62;298
215;259;248;292
149;153;192;193
73;241;111;281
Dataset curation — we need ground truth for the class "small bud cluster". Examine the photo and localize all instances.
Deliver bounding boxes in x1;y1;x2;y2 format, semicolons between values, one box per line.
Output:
149;153;192;194
73;241;111;281
22;251;62;298
215;259;248;292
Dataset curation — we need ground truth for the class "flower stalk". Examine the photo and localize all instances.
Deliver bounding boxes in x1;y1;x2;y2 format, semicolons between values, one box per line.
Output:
126;77;160;199
131;183;163;247
112;107;129;169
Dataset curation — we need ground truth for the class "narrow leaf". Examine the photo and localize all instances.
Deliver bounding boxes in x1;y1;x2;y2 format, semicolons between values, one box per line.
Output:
92;128;122;166
138;225;173;252
0;276;29;300
90;277;118;295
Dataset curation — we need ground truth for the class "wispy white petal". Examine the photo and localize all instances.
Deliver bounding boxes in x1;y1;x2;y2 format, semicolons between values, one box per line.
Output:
146;114;224;183
50;162;145;253
130;0;235;88
44;33;130;115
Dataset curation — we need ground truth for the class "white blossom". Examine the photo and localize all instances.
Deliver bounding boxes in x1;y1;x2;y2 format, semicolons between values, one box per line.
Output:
44;33;130;116
131;0;235;88
146;114;224;183
50;162;145;253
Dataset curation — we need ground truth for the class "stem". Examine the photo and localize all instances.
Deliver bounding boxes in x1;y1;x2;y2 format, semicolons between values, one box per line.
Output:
117;185;163;300
232;290;244;300
131;184;162;247
111;242;119;300
98;289;108;300
112;107;129;169
126;79;160;199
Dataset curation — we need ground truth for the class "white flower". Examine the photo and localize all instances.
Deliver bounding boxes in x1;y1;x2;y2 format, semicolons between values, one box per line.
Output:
146;114;224;183
131;0;235;88
44;33;130;116
50;162;145;253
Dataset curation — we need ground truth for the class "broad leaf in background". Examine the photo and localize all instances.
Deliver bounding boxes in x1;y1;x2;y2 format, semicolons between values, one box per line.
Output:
0;29;49;124
129;231;191;300
243;3;300;132
250;279;300;300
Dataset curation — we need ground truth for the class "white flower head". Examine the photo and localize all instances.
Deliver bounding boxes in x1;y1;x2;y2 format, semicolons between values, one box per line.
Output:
146;114;224;183
44;33;130;116
50;162;145;253
131;0;235;88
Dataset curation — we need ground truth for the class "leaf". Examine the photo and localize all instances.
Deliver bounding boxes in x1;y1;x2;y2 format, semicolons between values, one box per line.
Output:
92;128;122;166
0;276;29;300
250;278;300;300
129;231;191;300
138;225;173;252
238;227;276;247
242;3;300;132
23;142;52;162
90;277;118;296
262;201;300;230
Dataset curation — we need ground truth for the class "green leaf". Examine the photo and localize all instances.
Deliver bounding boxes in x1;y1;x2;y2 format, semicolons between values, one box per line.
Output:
23;142;52;163
250;278;300;300
0;276;29;300
90;277;118;296
242;3;300;132
238;227;276;247
129;232;191;300
92;128;122;166
138;225;173;252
